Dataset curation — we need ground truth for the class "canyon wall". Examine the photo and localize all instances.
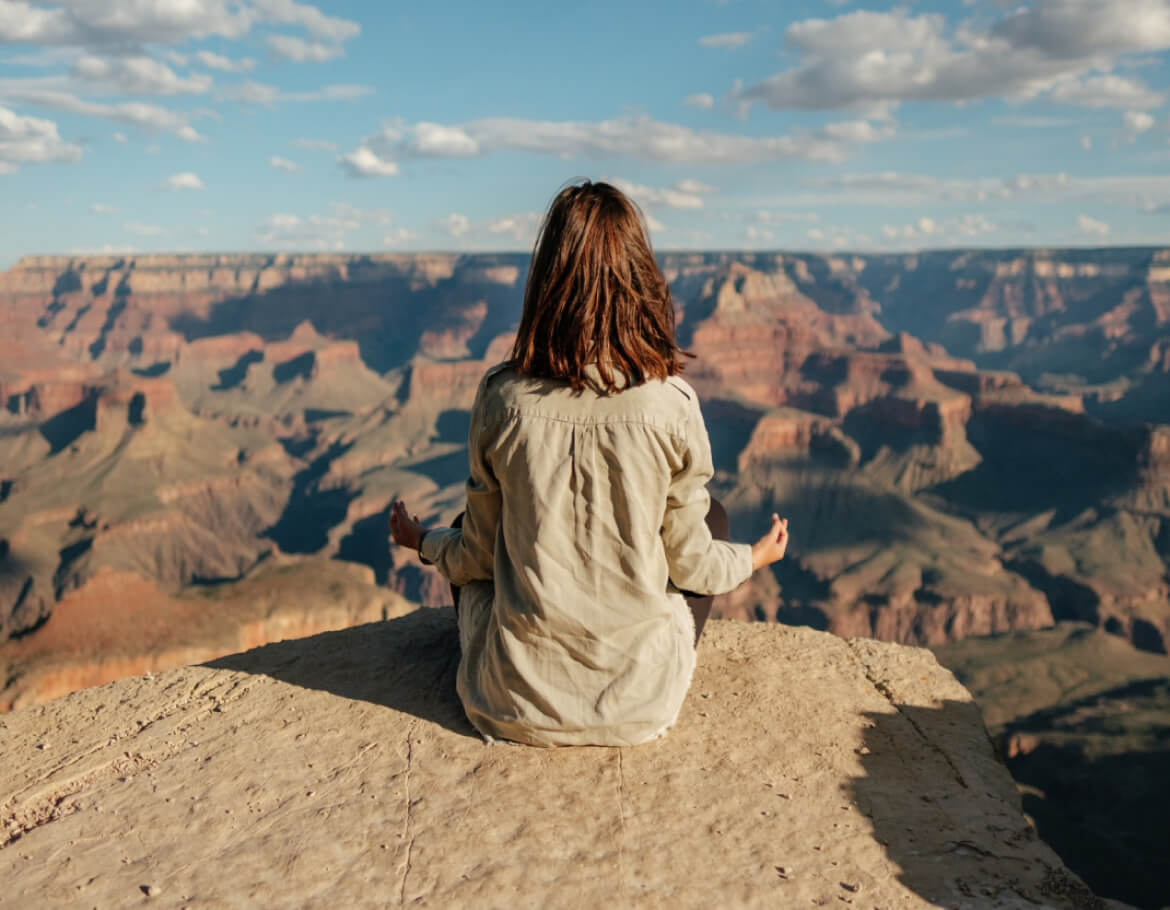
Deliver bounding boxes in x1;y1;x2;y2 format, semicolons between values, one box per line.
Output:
2;248;1169;708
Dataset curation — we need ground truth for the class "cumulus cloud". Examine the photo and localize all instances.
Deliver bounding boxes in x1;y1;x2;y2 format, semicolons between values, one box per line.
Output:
250;0;360;44
222;80;372;105
338;145;398;177
383;227;417;247
1076;213;1110;238
0;104;82;171
0;86;206;140
1124;109;1156;137
733;4;1170;113
257;202;391;248
70;54;211;95
0;0;359;52
267;34;343;62
89;202;114;214
698;31;753;50
605;177;706;210
879;213;999;245
1046;73;1163;109
194;50;255;73
343;113;888;171
164;171;203;190
790;170;1170;209
954;213;997;236
674;178;715;194
269;155;298;172
683;93;715;110
487;212;542;245
438;213;470;238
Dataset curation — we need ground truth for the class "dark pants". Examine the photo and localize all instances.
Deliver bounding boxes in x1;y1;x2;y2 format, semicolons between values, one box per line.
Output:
447;497;730;648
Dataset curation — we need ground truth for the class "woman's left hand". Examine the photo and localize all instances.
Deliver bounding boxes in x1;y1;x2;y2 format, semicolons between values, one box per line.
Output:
389;499;427;550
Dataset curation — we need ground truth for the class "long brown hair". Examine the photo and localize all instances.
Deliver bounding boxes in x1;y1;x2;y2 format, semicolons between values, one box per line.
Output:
510;180;690;393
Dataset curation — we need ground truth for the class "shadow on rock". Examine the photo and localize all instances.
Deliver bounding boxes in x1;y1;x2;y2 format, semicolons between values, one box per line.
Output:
849;699;1105;909
203;606;477;739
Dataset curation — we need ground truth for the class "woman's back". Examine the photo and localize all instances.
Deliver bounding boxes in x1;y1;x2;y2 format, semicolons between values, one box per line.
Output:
390;180;789;746
428;362;752;747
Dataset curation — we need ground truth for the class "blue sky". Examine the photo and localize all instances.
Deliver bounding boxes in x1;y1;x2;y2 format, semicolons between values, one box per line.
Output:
2;0;1170;267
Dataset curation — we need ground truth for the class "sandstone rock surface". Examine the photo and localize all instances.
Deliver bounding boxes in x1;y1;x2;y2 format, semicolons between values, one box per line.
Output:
1;613;1109;909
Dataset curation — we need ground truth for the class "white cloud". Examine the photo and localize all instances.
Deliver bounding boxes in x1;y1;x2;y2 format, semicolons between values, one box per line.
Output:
250;0;360;43
0;104;82;171
674;178;715;194
347;113;885;168
0;86;206;140
1076;214;1110;238
257;202;391;248
222;80;372;105
71;54;211;95
605;177;706;209
112;130;127;142
269;155;299;172
916;216;942;236
1046;73;1163;109
338;145;398;177
292;137;336;151
789;170;1170;209
0;0;255;47
89;202;114;214
267;34;343;62
745;225;774;243
878;213;999;245
733;4;1170;113
383;227;417;247
164;171;204;190
698;31;753;50
683;92;715;110
1124;109;1156;137
438;213;470;238
645;214;666;233
954;213;996;236
0;0;359;51
486;212;541;245
194;50;255;73
1080;134;1092;151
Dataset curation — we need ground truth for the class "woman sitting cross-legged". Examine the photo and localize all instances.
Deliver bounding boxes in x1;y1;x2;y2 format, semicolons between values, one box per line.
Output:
389;179;789;747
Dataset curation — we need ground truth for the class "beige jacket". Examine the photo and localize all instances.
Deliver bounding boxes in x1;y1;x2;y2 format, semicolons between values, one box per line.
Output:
420;363;753;746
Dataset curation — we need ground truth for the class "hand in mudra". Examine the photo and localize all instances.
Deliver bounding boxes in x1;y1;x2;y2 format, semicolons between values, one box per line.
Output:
750;514;789;571
389;499;426;551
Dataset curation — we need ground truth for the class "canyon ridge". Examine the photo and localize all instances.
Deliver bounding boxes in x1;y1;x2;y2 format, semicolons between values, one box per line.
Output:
3;248;1168;707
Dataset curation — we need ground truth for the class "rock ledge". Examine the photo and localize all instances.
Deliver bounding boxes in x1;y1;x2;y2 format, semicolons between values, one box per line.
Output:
1;612;1108;908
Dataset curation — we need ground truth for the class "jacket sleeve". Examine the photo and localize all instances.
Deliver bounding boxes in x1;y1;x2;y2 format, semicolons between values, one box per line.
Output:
660;391;753;597
418;370;501;586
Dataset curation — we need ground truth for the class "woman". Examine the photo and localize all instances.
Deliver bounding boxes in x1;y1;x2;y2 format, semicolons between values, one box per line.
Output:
390;180;789;747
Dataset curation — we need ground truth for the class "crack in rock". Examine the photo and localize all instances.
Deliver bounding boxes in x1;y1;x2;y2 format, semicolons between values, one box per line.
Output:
846;640;969;790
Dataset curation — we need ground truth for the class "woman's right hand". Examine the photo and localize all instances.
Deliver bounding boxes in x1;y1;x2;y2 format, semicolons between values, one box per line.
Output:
750;513;789;571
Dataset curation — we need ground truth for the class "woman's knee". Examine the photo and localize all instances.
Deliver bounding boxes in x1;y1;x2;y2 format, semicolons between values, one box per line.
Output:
706;497;729;541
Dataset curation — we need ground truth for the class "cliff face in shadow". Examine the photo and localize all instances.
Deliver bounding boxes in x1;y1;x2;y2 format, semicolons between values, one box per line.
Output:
936;623;1170;909
0;615;1107;909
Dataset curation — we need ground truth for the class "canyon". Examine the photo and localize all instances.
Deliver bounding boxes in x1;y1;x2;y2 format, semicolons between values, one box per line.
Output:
2;248;1169;707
